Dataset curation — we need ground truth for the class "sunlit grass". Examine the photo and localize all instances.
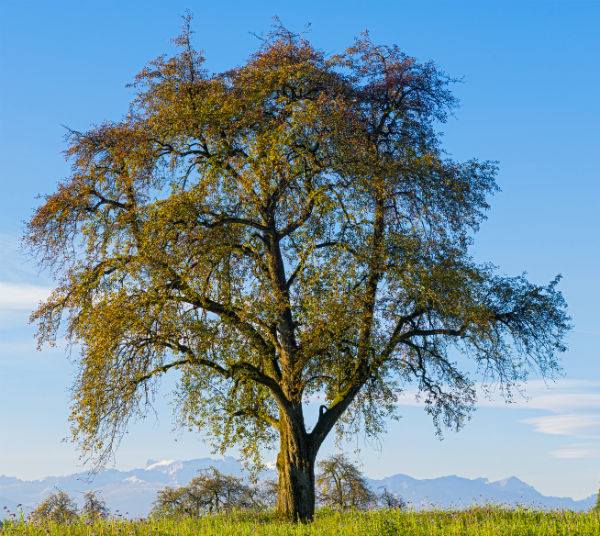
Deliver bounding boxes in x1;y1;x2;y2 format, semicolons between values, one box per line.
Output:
1;507;599;535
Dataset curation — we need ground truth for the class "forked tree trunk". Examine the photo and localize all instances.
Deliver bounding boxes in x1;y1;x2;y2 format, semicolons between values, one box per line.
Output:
276;414;316;522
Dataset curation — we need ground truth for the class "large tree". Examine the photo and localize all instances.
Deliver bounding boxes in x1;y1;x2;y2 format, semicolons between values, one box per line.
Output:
27;21;569;522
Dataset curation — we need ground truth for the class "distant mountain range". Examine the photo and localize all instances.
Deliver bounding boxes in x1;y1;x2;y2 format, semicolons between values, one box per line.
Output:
0;457;594;519
368;473;595;511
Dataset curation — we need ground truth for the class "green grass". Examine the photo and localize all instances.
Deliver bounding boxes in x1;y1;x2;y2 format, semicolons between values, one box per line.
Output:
1;508;599;535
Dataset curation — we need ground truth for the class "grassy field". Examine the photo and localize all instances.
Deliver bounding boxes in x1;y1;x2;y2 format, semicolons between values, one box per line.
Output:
1;508;599;536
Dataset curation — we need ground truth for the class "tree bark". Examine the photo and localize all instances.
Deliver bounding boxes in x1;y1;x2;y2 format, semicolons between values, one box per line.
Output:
276;413;316;522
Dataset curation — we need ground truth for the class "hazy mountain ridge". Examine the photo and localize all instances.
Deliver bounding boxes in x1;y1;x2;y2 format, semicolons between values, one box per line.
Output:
369;473;594;511
0;457;594;519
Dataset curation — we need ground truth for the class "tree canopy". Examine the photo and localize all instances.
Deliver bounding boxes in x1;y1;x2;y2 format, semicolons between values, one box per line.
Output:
27;19;570;521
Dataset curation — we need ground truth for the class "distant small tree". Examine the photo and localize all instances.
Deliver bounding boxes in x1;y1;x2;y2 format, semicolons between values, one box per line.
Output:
82;491;109;521
152;485;192;517
317;454;375;510
151;467;259;517
190;467;258;513
256;478;279;509
29;490;78;524
594;487;600;512
378;487;406;510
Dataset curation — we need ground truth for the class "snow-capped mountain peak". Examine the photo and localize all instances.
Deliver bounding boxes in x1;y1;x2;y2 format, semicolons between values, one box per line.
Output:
145;459;175;470
0;458;594;519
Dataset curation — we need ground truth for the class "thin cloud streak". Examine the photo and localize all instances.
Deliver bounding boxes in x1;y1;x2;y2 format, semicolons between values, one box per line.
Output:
396;379;600;449
396;380;600;413
0;281;50;311
522;414;600;437
550;444;600;460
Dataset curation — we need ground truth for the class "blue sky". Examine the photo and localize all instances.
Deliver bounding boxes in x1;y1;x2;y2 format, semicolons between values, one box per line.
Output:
0;1;599;500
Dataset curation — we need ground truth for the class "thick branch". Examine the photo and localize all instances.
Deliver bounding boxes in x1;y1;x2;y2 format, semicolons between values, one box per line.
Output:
132;339;288;407
196;212;269;233
309;380;365;451
401;325;468;339
232;407;280;428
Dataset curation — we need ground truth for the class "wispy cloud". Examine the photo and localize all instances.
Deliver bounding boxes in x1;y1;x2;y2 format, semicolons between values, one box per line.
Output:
550;444;600;460
522;414;600;437
396;380;600;413
0;234;51;313
397;379;600;455
483;380;600;413
514;381;600;445
0;281;50;311
514;393;600;412
0;339;67;359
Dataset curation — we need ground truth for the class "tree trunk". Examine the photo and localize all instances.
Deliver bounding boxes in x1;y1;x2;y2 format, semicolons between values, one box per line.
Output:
276;414;316;522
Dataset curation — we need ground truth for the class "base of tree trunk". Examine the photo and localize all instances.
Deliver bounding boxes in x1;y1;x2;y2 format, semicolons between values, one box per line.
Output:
276;425;316;522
